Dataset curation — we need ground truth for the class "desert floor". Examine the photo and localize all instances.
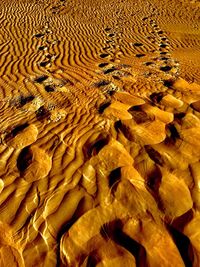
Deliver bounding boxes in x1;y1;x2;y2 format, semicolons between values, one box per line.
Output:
0;0;200;266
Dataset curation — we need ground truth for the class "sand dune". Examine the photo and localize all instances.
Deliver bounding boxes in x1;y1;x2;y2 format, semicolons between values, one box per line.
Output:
0;0;200;266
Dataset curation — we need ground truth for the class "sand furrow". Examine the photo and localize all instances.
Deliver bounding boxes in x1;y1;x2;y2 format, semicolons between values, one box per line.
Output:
0;0;200;266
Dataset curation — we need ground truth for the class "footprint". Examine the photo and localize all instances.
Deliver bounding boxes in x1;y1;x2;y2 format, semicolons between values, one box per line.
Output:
112;75;121;80
98;102;111;114
105;27;111;32
44;84;55;92
103;67;117;74
83;135;110;159
38;46;47;51
108;33;115;37
100;53;110;58
17;145;51;182
128;106;151;124
108;167;121;189
34;33;45;38
160;51;168;55
160;66;172;72
95;80;110;88
36;106;50;121
144;62;154;66
17;146;33;173
159;43;168;48
160;57;169;61
106;40;113;44
39;61;51;67
136;54;145;58
98;63;109;68
162;79;174;88
11;95;35;108
5;123;29;140
46;54;53;60
145;145;164;166
34;75;49;83
133;42;143;47
165;123;180;145
150;92;165;104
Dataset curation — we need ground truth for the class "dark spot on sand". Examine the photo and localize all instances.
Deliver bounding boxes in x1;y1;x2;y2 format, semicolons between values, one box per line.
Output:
100;53;109;58
13;95;35;108
174;112;186;121
129;106;152;124
95;80;110;87
145;145;164;166
160;51;168;55
34;75;49;83
38;46;47;51
98;63;109;68
165;123;180;144
34;33;45;38
46;54;53;59
5;123;29;141
160;57;169;61
36;106;50;121
159;43;168;48
144;62;154;66
17;146;33;173
104;67;117;74
160;66;172;72
146;165;162;194
113;75;120;80
98;102;111;114
108;33;115;37
150;92;164;103
167;225;194;267
136;54;145;58
44;85;55;92
109;167;121;189
83;135;110;159
133;42;143;47
163;79;175;88
39;61;50;67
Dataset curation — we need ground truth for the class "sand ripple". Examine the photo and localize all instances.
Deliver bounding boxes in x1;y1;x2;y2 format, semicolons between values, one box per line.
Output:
0;0;200;266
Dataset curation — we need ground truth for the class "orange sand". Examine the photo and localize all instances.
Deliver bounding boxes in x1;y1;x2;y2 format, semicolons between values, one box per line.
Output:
0;0;200;266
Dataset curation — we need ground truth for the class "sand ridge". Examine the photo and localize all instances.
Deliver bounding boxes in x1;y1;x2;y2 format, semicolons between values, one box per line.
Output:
0;0;200;266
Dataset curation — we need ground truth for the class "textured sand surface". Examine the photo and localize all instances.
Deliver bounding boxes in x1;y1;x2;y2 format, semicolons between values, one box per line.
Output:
0;0;200;266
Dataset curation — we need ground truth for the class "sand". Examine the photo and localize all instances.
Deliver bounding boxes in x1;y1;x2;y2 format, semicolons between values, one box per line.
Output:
0;0;200;266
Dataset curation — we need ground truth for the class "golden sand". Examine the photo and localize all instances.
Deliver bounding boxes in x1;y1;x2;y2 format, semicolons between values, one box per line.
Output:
0;0;200;266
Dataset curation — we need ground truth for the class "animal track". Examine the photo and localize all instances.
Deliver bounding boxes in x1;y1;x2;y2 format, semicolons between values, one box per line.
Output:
131;18;181;81
34;75;49;83
99;63;109;68
136;53;145;58
133;42;143;47
100;53;110;58
44;84;55;92
34;33;45;38
103;67;117;74
39;60;51;67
